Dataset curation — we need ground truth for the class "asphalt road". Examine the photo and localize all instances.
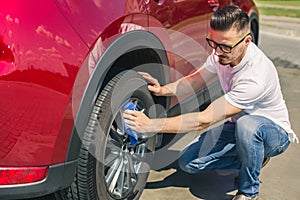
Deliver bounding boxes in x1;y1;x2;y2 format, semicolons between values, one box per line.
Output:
259;15;300;68
26;15;300;200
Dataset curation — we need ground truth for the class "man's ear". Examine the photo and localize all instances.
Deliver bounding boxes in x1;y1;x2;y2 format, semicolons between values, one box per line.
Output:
245;35;252;45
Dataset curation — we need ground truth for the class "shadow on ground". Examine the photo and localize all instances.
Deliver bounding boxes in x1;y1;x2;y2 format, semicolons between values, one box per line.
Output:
146;150;239;200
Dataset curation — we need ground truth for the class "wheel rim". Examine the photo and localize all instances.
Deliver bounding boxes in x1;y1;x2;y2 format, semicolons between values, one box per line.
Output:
101;98;149;199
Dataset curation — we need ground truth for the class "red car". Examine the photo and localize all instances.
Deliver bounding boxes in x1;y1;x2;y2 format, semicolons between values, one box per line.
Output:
0;0;258;199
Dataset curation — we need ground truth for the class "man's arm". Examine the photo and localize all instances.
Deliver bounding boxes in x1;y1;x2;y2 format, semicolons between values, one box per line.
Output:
140;66;217;97
123;96;242;134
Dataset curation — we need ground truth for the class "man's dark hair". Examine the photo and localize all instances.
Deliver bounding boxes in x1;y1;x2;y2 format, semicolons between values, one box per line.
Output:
210;6;250;32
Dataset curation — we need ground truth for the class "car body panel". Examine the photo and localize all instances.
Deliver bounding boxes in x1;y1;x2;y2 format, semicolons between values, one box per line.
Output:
0;0;87;166
55;0;148;47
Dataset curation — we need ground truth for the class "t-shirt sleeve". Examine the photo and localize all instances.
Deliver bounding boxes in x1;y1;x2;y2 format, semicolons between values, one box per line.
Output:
203;52;217;74
224;79;266;110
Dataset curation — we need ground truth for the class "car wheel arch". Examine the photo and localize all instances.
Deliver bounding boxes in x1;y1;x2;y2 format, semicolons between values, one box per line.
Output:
65;30;170;163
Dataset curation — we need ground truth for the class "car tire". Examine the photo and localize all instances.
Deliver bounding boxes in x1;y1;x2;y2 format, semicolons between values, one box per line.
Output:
56;70;156;200
250;14;259;45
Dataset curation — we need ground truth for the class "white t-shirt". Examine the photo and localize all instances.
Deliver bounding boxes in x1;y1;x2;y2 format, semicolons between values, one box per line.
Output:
204;42;298;143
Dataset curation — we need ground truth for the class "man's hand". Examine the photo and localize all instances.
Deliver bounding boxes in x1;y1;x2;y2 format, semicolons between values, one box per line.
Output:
139;72;162;96
123;110;160;133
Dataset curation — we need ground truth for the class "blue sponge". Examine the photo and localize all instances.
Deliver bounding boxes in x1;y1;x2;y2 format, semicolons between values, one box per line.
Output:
122;101;139;145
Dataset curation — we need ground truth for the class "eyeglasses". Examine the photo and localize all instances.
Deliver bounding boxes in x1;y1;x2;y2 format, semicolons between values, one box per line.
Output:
206;32;251;53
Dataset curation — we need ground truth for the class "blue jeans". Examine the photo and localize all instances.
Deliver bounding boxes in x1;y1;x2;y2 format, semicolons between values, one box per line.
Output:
178;115;290;198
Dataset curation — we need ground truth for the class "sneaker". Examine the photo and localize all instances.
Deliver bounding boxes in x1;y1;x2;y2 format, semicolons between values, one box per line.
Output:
232;194;259;200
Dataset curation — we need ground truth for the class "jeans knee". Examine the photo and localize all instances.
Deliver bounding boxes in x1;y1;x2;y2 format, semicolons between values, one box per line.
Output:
178;156;200;174
178;156;192;173
235;115;262;143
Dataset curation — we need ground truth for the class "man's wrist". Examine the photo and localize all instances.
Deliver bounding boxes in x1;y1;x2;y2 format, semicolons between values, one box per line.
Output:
149;118;165;133
160;85;174;96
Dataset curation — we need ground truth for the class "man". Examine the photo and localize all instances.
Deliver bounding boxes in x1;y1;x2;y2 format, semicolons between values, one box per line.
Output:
123;6;298;200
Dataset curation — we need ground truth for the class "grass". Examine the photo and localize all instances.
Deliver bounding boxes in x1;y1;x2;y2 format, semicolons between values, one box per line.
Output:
258;7;300;18
253;0;300;18
254;0;300;6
